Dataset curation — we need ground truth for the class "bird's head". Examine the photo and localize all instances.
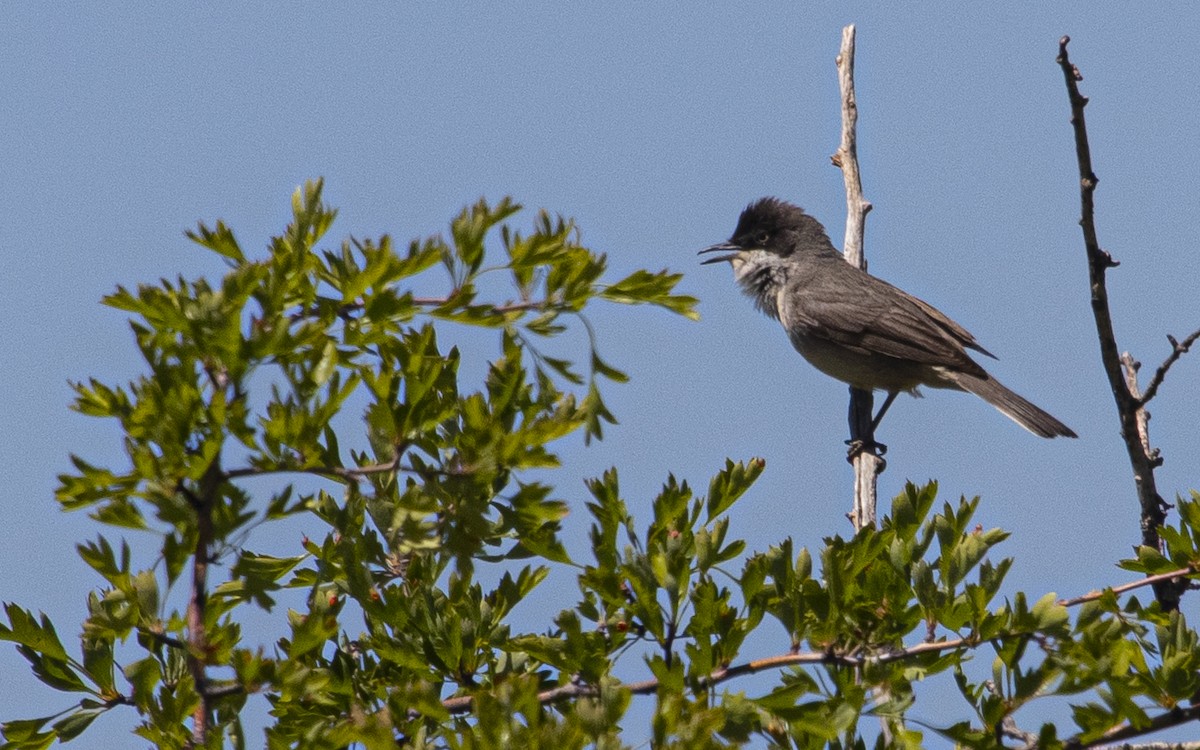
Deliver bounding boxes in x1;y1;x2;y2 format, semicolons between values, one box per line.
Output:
700;198;839;317
699;197;837;268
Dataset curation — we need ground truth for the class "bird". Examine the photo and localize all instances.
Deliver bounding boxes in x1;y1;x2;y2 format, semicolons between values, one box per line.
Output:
700;197;1076;439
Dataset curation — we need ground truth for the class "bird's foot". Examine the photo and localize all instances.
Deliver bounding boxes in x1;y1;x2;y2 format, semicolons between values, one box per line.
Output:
845;438;887;465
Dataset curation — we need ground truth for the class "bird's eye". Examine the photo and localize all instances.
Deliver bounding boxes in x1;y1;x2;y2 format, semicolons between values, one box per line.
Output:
754;230;770;246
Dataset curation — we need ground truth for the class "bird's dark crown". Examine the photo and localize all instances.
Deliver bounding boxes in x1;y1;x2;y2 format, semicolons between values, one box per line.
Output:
730;197;836;256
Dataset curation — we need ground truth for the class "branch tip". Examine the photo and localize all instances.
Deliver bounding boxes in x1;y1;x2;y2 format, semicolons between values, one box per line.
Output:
1138;327;1200;405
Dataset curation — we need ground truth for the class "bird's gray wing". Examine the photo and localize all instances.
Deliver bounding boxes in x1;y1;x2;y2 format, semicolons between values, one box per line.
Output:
787;263;990;376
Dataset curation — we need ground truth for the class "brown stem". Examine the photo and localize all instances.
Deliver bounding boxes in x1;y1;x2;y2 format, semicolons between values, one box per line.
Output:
411;296;550;314
1063;703;1200;749
1055;36;1178;611
225;440;412;483
1057;565;1195;607
291;296;554;323
185;460;222;746
224;456;402;482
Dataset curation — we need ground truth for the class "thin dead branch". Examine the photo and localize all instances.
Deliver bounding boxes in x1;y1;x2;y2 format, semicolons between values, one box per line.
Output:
1138;328;1200;406
831;24;884;531
1056;36;1181;611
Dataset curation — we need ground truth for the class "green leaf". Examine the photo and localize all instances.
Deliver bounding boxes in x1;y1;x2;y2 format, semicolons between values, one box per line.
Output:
0;605;70;662
185;219;244;261
0;715;56;748
590;350;628;383
600;269;700;319
451;197;521;274
705;457;765;522
1031;592;1069;631
51;708;105;742
216;552;307;610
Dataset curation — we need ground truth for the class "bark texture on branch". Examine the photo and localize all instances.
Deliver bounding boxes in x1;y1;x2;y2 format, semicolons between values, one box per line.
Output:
832;24;882;532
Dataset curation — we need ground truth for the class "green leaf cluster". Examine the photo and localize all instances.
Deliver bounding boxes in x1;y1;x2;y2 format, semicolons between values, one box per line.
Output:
5;183;1200;749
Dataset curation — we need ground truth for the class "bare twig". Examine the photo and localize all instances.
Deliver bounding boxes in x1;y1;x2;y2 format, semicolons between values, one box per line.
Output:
202;682;248;700
1056;36;1180;611
1096;744;1200;750
436;638;979;716
1001;715;1040;750
1057;565;1195;607
1063;704;1200;749
139;629;187;650
832;26;873;269
831;24;883;532
224;456;403;482
1138;328;1200;406
411;296;548;314
290;296;554;323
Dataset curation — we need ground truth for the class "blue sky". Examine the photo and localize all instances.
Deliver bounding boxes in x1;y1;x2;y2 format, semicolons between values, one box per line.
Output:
2;5;1198;746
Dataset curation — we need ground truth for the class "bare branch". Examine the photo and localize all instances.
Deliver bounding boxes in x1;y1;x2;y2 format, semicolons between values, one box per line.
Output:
1001;715;1039;750
1056;36;1179;611
436;638;981;716
224;456;402;483
1138;327;1200;406
411;296;548;314
139;629;187;650
1057;566;1195;607
1095;744;1200;750
832;24;872;268
1063;704;1200;750
290;296;554;323
831;24;884;531
202;682;247;700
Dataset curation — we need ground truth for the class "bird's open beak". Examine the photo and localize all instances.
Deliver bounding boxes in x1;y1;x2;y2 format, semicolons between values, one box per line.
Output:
698;242;742;265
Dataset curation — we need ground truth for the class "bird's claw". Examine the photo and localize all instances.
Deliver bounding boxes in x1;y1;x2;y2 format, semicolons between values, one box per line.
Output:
845;438;888;464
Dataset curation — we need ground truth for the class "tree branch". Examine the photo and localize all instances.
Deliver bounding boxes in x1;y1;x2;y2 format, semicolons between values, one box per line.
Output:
1063;704;1200;750
1138;328;1200;406
428;565;1200;729
411;296;548;314
185;460;222;747
1056;36;1180;611
1093;744;1200;750
224;455;403;482
830;23;883;532
140;629;187;650
832;25;872;270
1056;565;1195;607
436;638;981;716
290;296;555;323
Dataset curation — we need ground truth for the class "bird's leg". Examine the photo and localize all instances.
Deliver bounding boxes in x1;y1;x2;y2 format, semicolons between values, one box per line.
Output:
870;391;899;434
846;387;888;462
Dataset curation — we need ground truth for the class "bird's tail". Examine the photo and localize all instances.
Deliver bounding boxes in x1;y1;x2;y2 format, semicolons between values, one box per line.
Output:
948;371;1077;438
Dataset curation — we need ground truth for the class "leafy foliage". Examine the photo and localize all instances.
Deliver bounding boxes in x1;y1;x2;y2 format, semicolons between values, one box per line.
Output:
3;184;1200;748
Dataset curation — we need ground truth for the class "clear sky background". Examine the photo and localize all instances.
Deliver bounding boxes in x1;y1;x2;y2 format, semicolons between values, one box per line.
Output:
2;5;1198;747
